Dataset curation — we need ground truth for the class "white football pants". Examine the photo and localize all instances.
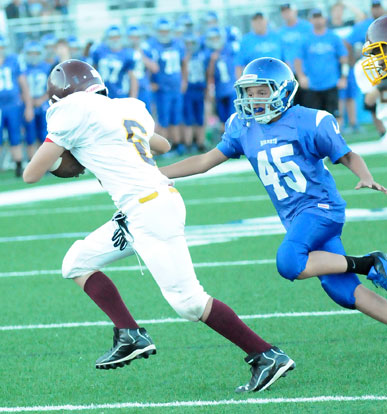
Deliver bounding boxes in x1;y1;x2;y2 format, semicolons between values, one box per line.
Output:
62;186;210;321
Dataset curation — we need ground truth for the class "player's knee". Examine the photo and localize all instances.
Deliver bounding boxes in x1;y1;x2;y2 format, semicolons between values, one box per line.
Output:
62;240;89;279
320;278;358;309
165;289;210;322
276;241;307;281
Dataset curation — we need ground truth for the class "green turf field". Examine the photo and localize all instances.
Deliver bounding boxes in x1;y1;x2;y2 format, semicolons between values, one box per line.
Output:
0;146;386;413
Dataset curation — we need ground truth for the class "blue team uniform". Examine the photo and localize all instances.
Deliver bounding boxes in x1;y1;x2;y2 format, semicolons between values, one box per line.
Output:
278;19;312;71
184;49;207;126
217;105;361;308
150;38;185;127
0;54;24;146
127;45;153;113
236;31;282;68
24;61;51;144
205;44;237;123
92;45;135;99
298;30;348;91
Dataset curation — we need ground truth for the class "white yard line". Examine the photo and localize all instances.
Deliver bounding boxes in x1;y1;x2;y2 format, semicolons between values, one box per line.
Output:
0;310;359;331
0;259;276;278
0;188;377;218
0;395;385;412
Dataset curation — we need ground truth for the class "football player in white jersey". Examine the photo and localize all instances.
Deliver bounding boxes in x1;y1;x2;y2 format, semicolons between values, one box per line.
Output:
23;59;295;393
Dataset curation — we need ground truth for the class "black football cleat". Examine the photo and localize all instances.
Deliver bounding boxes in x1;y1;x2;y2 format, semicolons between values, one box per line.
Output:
96;327;156;370
366;251;387;290
235;346;295;393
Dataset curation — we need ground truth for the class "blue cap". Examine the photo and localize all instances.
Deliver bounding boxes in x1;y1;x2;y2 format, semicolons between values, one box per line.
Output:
309;8;324;17
105;25;122;38
41;33;57;46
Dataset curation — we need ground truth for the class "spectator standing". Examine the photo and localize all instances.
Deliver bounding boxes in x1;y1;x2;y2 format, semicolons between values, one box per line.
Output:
183;34;207;153
149;17;186;153
347;0;386;136
278;3;312;105
23;40;51;160
205;27;237;129
126;25;159;113
329;2;366;132
92;26;138;99
5;0;30;19
294;8;348;121
0;35;33;176
236;12;282;78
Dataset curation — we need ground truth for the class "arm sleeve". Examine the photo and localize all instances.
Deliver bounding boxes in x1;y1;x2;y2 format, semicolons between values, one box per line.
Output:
216;114;244;159
313;112;351;163
46;100;85;150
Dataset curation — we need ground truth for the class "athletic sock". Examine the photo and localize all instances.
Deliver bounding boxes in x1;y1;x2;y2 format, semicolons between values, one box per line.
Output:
83;271;139;329
204;298;272;354
345;255;375;275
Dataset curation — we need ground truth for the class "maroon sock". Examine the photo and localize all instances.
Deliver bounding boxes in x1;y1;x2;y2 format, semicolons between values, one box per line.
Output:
83;271;139;329
204;298;272;355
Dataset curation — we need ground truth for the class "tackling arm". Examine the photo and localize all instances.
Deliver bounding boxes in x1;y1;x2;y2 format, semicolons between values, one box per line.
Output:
338;151;387;193
159;148;228;179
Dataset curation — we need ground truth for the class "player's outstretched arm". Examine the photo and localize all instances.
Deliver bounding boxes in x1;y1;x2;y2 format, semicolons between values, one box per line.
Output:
23;141;65;183
338;151;387;194
149;133;171;155
160;148;228;179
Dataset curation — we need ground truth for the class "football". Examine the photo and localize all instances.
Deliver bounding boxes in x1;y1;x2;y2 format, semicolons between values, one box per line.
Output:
50;150;85;178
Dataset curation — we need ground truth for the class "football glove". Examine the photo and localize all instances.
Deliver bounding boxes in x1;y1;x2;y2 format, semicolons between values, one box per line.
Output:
111;211;133;251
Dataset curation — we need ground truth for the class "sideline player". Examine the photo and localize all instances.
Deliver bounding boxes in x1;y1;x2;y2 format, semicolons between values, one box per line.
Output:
160;57;387;325
23;59;295;393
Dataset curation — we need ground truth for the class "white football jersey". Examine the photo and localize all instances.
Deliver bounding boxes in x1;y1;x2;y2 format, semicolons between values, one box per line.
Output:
46;92;170;210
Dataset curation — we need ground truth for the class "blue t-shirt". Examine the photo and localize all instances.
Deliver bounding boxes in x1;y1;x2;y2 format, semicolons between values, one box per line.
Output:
150;39;185;91
278;19;312;71
92;44;135;98
216;105;350;229
25;61;51;100
0;54;25;107
298;29;348;91
346;18;373;47
205;44;236;98
236;31;282;67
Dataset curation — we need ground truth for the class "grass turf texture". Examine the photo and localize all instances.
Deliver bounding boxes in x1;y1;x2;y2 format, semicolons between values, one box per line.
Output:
0;149;386;413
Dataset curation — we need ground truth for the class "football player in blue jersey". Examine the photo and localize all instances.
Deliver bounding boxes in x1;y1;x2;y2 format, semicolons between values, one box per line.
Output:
0;34;34;176
23;40;51;160
126;25;159;113
160;57;387;327
149;17;187;152
205;27;237;129
92;25;138;99
183;34;207;152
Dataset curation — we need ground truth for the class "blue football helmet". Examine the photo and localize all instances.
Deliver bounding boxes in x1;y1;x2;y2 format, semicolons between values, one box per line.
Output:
24;40;43;65
234;57;299;124
154;17;172;44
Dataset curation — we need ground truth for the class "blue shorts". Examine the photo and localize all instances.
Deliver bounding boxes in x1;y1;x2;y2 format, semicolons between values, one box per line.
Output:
183;89;205;126
215;95;235;123
24;106;47;145
276;211;361;309
138;88;153;114
0;104;22;146
155;90;183;127
339;68;358;100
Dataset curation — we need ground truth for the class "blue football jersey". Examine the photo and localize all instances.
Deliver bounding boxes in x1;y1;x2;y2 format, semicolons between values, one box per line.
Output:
217;105;350;229
205;44;236;98
92;45;135;98
149;39;185;91
0;54;25;107
26;61;51;100
187;50;207;91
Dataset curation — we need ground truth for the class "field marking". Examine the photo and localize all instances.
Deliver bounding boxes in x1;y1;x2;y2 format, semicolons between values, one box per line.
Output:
0;188;378;218
0;395;386;412
0;310;359;331
1;207;386;245
0;259;275;278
